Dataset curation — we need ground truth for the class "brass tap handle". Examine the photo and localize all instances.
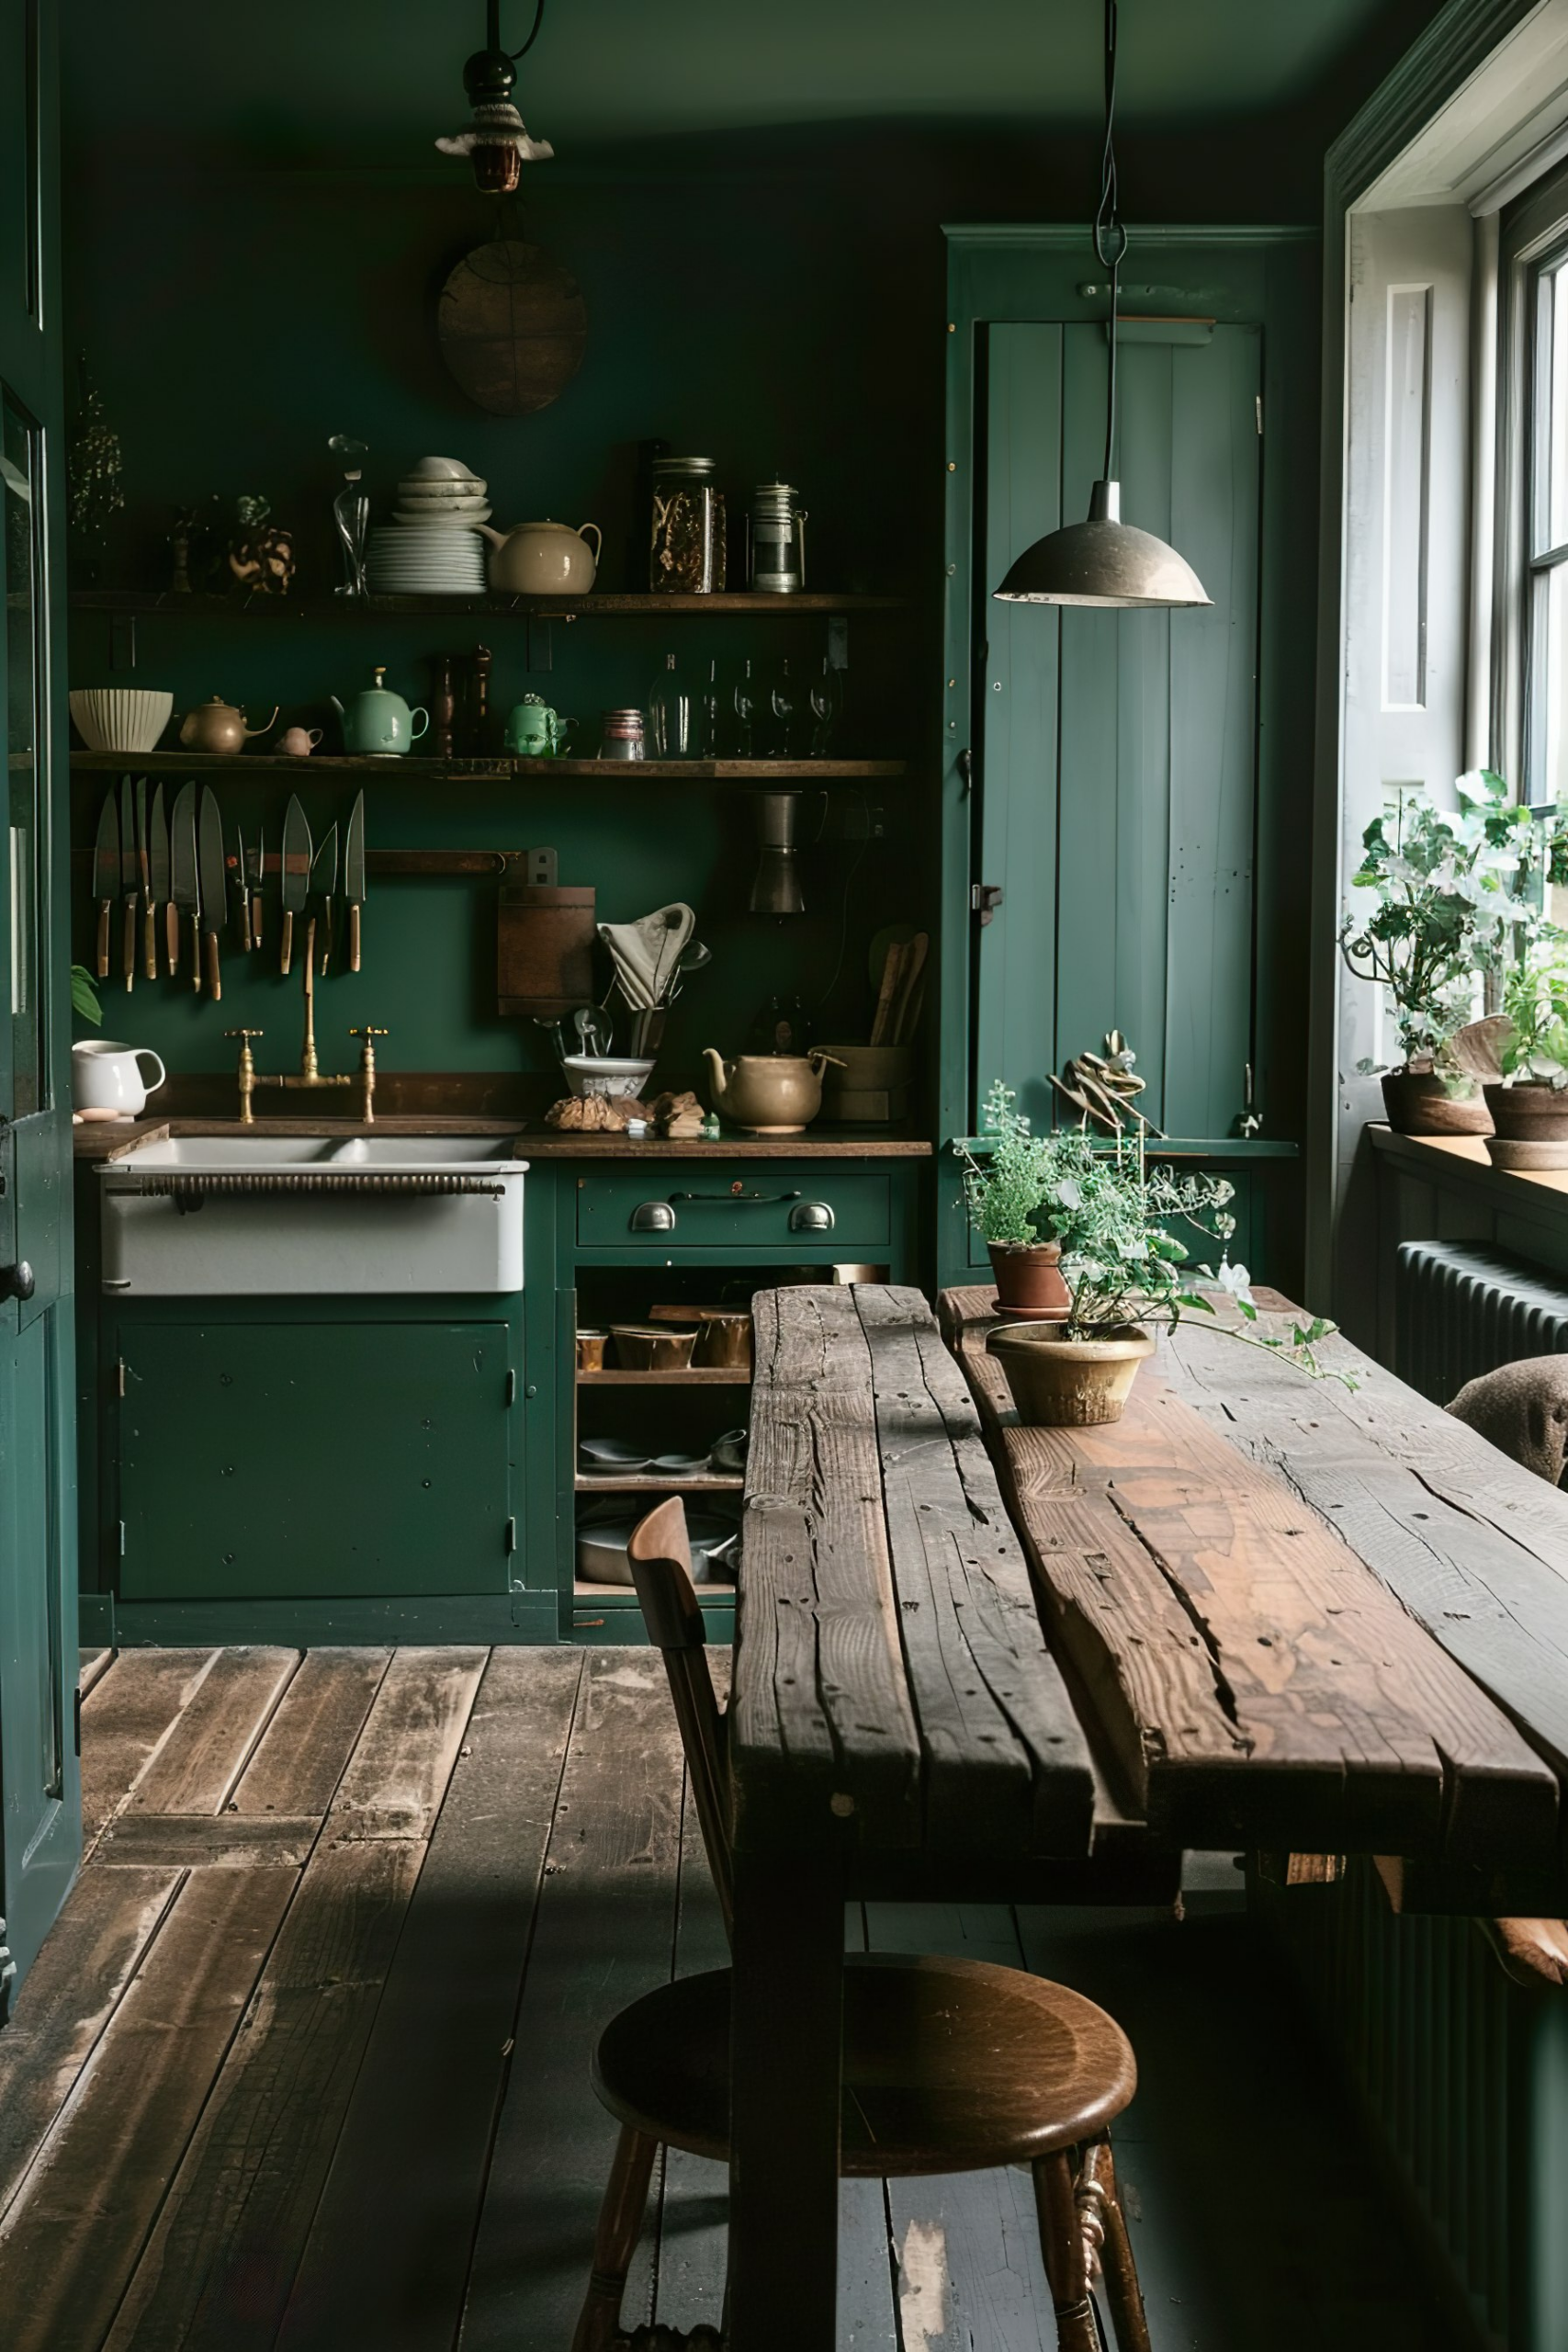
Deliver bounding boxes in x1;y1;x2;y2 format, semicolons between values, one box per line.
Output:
348;1026;388;1125
223;1028;265;1126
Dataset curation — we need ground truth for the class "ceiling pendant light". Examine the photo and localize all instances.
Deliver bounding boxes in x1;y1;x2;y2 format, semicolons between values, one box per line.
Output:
436;0;555;193
995;0;1209;610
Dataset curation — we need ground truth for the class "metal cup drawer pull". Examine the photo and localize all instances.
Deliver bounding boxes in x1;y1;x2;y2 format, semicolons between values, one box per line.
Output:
628;1188;835;1234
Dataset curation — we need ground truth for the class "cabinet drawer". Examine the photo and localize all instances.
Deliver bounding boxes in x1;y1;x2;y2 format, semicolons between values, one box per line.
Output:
575;1170;892;1251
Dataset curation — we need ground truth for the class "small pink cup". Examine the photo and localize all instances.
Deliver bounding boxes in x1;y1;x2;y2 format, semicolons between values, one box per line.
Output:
276;725;322;758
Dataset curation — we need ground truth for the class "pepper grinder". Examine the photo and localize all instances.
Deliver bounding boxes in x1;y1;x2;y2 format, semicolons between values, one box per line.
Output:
433;653;457;758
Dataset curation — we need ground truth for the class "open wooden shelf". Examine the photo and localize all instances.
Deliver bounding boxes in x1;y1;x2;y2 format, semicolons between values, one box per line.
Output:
69;752;905;782
577;1366;751;1386
70;589;908;619
574;1472;744;1493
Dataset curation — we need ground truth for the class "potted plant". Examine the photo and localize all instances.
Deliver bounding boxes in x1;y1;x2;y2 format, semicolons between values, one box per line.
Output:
960;1098;1347;1425
1339;772;1551;1137
955;1080;1074;1317
1483;934;1568;1170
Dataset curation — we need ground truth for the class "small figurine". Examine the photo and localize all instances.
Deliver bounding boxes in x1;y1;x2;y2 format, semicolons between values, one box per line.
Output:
1051;1029;1167;1138
227;494;296;596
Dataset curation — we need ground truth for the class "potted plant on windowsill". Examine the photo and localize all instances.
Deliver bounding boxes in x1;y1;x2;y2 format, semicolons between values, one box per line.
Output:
1339;773;1551;1138
959;1094;1349;1423
1481;935;1568;1170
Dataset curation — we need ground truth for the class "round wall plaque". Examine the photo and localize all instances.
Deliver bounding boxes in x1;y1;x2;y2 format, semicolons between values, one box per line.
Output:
437;238;587;417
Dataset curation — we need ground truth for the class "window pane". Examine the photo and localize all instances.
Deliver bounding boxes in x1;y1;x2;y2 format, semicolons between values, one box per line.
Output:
3;390;42;1119
1551;262;1568;551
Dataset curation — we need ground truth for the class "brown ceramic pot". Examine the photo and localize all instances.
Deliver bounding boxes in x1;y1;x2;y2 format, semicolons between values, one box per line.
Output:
987;1240;1071;1320
1483;1081;1568;1170
987;1323;1157;1427
1380;1071;1492;1138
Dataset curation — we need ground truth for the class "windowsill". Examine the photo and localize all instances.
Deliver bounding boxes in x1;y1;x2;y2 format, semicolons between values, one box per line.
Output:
1369;1122;1568;1206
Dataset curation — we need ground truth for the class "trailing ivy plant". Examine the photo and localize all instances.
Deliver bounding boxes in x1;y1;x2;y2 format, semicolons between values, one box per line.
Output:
956;1084;1353;1384
1340;771;1559;1076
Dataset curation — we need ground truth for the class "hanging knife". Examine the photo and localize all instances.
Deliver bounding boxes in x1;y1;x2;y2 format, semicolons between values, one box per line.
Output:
229;827;253;954
148;782;172;975
344;791;366;973
197;786;226;1001
91;792;118;979
118;775;139;992
310;823;339;976
134;776;155;978
281;794;311;976
246;824;265;951
170;779;199;989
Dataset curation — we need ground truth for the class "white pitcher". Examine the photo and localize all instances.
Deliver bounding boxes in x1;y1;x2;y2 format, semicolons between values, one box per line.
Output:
72;1039;167;1116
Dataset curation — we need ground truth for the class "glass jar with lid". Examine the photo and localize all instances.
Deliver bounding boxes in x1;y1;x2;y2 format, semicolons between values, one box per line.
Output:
649;457;727;594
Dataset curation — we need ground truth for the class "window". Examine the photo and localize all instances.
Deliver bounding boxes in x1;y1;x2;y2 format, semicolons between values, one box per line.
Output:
1527;246;1568;806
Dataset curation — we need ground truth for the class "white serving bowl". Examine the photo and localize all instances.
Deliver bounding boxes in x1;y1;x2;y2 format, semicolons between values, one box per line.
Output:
69;687;174;754
405;455;481;482
562;1055;656;1100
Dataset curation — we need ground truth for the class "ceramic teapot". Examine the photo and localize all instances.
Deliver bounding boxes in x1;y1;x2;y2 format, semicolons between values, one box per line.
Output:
178;695;278;754
72;1038;167;1117
331;665;429;757
476;519;602;597
504;695;575;758
702;1048;844;1135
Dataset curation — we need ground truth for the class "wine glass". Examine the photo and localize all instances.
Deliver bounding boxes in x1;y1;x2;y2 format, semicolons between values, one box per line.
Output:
769;658;798;759
733;659;758;759
809;659;844;757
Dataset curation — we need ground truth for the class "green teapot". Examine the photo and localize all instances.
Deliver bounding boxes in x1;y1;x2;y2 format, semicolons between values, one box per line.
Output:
331;664;429;757
504;694;574;759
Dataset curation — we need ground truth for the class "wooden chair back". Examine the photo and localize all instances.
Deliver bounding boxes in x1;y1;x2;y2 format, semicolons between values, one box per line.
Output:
627;1498;735;1938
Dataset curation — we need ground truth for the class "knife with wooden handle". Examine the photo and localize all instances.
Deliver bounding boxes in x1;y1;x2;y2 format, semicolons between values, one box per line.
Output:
148;781;173;975
344;791;366;973
118;775;139;992
91;793;118;980
135;776;156;978
170;779;198;987
280;794;310;977
198;786;226;1001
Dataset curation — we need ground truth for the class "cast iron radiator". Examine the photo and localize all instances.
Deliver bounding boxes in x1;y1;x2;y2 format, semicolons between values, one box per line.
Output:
1394;1240;1568;1404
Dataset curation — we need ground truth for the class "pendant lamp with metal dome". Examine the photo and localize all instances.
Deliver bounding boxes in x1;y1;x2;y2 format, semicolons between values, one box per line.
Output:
994;0;1210;611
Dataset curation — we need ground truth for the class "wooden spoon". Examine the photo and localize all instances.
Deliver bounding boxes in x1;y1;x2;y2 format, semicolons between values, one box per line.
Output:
869;939;906;1046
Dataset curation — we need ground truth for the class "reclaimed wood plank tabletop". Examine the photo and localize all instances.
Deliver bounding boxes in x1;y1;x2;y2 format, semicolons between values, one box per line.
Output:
725;1281;1568;2352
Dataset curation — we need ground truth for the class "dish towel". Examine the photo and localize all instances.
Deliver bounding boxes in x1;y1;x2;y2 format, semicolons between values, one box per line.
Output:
599;902;696;1010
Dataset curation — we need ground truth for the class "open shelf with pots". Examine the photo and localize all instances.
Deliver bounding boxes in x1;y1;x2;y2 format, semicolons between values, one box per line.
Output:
69;752;907;782
69;590;908;619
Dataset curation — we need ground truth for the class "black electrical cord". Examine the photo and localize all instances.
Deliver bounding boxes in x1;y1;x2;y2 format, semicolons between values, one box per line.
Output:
484;0;546;61
509;0;546;59
1092;0;1127;484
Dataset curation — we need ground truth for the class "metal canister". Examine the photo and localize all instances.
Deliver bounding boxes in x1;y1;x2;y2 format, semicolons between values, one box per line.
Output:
597;708;646;761
746;480;807;594
649;457;727;594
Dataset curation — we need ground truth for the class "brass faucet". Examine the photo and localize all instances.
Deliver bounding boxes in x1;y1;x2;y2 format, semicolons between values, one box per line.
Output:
226;948;387;1123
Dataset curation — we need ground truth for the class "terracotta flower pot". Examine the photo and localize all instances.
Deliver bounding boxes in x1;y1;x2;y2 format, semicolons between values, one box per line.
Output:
987;1240;1070;1320
1483;1081;1568;1170
1381;1071;1492;1138
986;1323;1157;1427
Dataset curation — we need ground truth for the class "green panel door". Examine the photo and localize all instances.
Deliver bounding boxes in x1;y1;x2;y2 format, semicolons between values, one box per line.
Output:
976;320;1261;1141
0;0;77;2011
118;1319;515;1599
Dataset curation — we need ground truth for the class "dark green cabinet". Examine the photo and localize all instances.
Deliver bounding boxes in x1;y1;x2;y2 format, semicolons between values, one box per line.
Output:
574;1167;894;1253
114;1312;518;1600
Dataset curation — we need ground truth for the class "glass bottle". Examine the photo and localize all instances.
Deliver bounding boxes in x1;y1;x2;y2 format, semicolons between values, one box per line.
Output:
698;659;722;757
649;651;693;758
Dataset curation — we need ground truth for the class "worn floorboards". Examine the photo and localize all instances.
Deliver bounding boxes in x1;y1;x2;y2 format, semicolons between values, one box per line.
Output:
0;1647;1478;2350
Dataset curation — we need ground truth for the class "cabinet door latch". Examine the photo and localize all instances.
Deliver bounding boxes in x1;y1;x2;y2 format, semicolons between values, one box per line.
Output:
971;882;1004;925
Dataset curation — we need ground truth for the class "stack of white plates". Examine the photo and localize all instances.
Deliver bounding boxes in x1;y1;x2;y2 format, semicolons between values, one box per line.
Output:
369;455;491;595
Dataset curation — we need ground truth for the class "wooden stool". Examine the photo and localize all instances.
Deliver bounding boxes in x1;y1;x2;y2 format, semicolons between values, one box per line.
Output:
572;1499;1151;2352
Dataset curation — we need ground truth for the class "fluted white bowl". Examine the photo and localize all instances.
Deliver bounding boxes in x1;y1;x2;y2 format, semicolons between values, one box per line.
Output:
69;688;174;754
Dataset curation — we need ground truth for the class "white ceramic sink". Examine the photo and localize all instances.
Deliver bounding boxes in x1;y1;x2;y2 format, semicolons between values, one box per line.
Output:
99;1134;529;1295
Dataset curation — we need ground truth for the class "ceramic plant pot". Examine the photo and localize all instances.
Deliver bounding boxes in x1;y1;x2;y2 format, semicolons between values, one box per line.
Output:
987;1322;1157;1428
1483;1082;1568;1170
1381;1071;1492;1138
987;1240;1071;1320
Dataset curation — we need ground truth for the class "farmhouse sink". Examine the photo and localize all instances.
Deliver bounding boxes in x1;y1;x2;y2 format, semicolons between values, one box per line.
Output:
98;1133;529;1295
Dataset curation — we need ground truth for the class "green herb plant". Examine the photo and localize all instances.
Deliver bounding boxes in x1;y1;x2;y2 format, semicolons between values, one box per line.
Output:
1340;771;1556;1077
70;965;101;1025
1498;929;1568;1086
956;1083;1352;1385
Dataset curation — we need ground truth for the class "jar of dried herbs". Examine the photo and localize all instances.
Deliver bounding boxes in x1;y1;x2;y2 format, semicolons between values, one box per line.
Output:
649;457;726;594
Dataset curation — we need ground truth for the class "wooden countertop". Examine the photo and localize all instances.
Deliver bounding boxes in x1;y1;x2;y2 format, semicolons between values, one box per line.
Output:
73;1116;933;1163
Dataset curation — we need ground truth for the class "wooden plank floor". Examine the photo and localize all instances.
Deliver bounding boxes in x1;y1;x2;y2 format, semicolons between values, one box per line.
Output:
0;1646;1476;2351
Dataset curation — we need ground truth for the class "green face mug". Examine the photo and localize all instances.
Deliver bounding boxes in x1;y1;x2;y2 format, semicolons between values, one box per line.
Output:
504;697;574;758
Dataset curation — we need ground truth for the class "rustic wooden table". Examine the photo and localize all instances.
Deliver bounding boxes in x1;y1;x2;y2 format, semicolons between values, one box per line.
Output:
726;1283;1568;2351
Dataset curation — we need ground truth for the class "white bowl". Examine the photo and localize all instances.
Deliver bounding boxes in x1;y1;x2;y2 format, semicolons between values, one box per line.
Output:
562;1055;656;1101
69;687;174;754
404;455;481;482
396;480;489;497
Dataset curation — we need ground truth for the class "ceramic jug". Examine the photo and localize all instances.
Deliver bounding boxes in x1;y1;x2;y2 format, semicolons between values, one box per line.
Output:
178;695;279;754
701;1048;843;1135
476;519;602;596
276;724;322;758
331;665;429;756
504;695;574;757
72;1038;167;1117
